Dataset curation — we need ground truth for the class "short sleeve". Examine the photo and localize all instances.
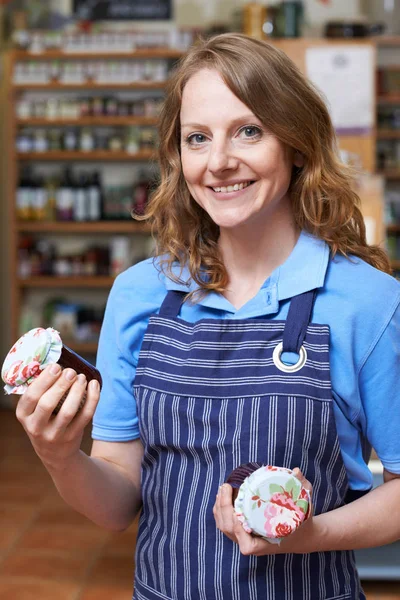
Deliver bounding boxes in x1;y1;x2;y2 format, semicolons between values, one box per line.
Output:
358;297;400;474
92;259;167;442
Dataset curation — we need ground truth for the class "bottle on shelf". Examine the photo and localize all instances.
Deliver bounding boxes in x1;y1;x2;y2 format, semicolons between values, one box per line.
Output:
31;174;48;221
73;173;88;222
56;167;75;221
87;171;103;221
16;168;34;221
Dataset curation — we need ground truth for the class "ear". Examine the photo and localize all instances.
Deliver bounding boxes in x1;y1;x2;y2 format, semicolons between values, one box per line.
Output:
293;151;304;168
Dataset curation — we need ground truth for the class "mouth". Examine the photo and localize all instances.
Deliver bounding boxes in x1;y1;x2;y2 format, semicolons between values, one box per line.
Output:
209;180;256;193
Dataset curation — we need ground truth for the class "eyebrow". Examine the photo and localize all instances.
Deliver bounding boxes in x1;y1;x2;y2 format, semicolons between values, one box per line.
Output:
180;115;262;130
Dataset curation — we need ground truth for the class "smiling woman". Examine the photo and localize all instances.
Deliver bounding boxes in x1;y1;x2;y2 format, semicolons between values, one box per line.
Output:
12;33;400;600
142;33;390;298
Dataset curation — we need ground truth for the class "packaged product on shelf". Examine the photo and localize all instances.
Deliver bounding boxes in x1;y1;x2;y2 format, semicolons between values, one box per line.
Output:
16;170;33;220
56;168;74;221
79;128;95;152
110;236;131;276
87;172;103;221
73;174;88;222
31;175;48;220
16;99;32;120
126;127;140;154
33;130;48;153
16;130;33;153
63;128;78;151
48;129;62;151
109;133;124;152
45;98;60;120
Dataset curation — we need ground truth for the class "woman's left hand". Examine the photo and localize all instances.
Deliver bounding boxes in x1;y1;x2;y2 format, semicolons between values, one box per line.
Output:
213;468;314;556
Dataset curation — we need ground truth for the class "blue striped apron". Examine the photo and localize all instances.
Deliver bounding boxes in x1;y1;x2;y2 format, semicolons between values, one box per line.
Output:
133;289;367;600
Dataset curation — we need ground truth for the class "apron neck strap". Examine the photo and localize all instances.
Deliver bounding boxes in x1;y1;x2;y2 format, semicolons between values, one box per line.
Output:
282;289;317;353
159;290;186;317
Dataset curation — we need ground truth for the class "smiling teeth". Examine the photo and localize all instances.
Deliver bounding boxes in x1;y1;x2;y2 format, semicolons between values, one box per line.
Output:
213;181;252;193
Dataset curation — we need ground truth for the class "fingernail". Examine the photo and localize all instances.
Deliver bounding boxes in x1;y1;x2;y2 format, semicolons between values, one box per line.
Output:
220;484;227;495
90;379;100;392
77;373;86;384
64;369;76;381
50;364;61;375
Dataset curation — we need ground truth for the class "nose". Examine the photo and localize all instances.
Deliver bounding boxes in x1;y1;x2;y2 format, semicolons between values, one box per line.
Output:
207;139;238;174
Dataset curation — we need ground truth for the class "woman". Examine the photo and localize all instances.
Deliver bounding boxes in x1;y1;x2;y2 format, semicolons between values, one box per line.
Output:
16;34;400;600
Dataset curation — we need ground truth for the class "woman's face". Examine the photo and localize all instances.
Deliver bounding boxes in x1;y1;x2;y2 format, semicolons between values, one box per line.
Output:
180;68;302;231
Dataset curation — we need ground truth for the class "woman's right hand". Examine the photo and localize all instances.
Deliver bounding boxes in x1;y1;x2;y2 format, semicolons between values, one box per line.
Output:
15;363;101;473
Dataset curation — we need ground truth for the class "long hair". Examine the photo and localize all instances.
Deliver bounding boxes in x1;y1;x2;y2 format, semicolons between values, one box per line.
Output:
139;33;391;293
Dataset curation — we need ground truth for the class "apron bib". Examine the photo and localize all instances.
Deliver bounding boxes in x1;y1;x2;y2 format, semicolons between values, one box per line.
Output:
133;289;366;600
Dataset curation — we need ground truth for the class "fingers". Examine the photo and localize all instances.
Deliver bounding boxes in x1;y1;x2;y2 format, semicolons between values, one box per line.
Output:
67;378;101;438
54;373;88;430
292;467;313;494
213;484;237;542
213;484;279;556
16;363;63;420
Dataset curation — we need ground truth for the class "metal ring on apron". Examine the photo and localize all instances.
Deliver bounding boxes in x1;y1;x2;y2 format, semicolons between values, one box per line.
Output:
272;342;307;373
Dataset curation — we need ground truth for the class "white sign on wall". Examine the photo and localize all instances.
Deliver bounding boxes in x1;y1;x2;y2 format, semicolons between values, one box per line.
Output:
305;45;374;133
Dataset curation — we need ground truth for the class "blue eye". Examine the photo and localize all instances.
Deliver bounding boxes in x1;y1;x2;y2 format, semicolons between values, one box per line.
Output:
187;133;206;145
240;126;262;139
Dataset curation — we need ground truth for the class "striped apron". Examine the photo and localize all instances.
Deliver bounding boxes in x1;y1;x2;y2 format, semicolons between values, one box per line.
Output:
133;289;366;600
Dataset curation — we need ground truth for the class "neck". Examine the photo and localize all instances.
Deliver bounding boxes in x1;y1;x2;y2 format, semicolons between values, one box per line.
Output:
218;200;299;308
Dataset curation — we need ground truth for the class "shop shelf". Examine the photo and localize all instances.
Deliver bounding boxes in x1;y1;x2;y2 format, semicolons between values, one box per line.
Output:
377;95;400;104
16;220;152;234
376;170;400;179
13;81;168;90
16;117;158;127
18;276;115;288
13;48;183;60
16;150;156;161
376;130;400;139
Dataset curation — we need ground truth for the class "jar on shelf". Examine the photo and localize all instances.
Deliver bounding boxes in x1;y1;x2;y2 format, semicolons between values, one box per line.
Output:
33;130;48;153
79;128;95;152
63;128;78;151
125;127;140;154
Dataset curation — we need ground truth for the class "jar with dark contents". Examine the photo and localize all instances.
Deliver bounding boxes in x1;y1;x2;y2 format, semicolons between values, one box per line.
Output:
1;327;102;414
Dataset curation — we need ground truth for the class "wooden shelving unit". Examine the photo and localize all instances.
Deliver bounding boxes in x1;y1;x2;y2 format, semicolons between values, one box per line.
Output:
17;117;158;126
6;47;180;354
13;81;168;90
18;276;115;288
16;221;152;234
375;37;400;272
17;150;156;161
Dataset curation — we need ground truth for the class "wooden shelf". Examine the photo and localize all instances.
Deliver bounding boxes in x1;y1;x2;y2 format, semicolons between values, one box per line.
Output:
16;150;156;161
387;224;400;234
13;48;183;60
18;276;114;288
377;95;400;104
373;36;400;47
16;117;158;127
13;81;167;91
16;220;152;234
376;130;400;139
376;169;400;179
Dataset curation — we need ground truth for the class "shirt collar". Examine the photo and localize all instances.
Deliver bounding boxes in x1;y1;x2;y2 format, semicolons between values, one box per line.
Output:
162;231;330;315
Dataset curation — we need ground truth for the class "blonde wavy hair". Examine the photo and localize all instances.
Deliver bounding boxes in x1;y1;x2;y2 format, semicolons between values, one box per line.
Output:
139;33;391;293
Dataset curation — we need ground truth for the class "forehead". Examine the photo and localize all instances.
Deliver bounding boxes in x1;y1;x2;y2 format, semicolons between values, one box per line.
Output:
180;68;254;124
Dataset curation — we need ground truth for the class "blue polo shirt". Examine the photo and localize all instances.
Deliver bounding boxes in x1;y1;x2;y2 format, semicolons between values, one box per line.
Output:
93;231;400;491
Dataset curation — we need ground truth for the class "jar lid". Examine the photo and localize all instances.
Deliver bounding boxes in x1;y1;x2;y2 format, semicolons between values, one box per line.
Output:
2;327;63;395
234;465;310;543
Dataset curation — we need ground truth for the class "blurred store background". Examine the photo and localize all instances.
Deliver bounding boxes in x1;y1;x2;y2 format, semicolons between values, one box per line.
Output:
0;1;399;598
